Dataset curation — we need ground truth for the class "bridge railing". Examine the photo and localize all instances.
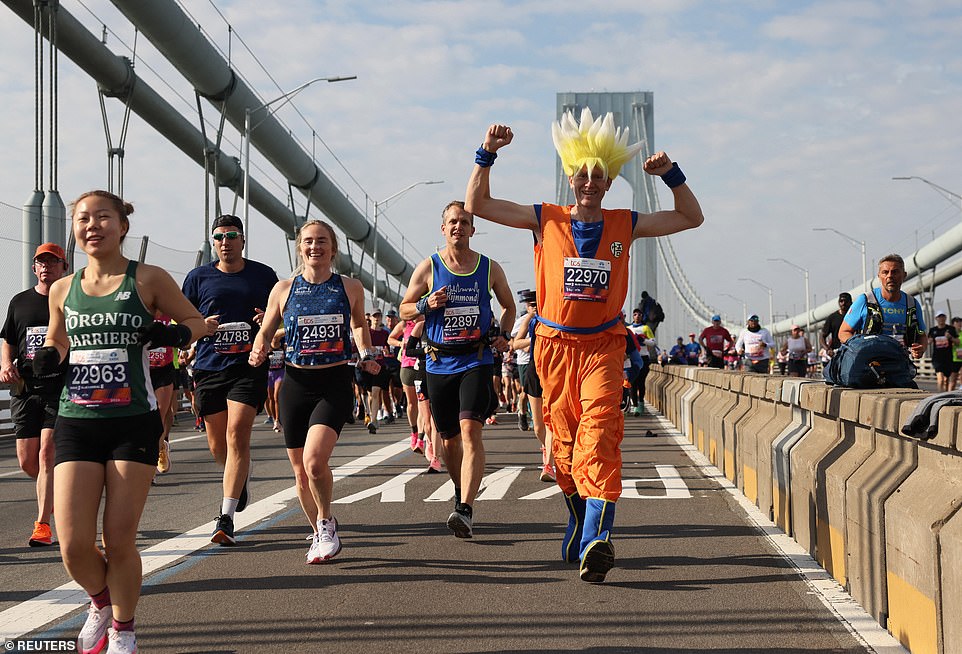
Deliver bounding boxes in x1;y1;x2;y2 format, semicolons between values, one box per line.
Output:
647;364;961;654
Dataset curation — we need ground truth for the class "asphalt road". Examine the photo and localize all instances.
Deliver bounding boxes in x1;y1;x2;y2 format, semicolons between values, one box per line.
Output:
0;405;905;653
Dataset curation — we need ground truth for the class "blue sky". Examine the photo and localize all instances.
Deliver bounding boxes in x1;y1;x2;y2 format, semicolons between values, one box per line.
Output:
1;0;960;334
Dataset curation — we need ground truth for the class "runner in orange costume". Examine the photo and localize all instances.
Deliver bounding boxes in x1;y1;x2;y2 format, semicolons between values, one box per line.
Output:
465;108;704;582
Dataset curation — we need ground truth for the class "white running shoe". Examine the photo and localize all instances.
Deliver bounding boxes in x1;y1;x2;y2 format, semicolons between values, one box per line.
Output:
78;602;112;654
309;517;341;562
106;628;137;653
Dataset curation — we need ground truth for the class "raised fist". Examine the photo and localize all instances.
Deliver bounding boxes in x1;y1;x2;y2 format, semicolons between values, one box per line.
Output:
483;124;514;153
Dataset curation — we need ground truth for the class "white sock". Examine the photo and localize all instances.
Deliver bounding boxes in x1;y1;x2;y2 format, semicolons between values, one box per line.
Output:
221;497;239;517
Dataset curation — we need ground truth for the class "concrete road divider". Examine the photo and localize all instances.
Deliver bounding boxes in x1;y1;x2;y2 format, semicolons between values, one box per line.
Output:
647;363;961;654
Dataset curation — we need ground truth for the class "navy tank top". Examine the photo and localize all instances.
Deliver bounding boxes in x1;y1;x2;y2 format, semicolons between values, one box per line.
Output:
283;273;352;366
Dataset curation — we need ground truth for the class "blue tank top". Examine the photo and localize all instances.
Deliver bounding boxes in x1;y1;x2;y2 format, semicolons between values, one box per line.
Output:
424;252;494;374
283;273;352;367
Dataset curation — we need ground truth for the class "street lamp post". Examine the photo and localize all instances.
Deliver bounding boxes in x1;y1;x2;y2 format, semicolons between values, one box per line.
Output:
813;227;868;292
769;258;810;337
892;176;962;214
721;293;747;325
372;180;444;311
242;75;357;256
738;278;774;330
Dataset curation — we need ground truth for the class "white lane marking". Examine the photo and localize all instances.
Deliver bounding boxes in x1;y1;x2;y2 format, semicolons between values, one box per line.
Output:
334;468;425;504
0;439;410;641
650;412;908;654
520;485;563;500
621;465;692;499
169;433;206;444
476;466;524;500
0;470;24;478
424;479;455;502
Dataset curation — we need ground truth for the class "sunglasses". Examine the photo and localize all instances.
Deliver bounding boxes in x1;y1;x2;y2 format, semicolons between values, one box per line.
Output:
212;231;241;241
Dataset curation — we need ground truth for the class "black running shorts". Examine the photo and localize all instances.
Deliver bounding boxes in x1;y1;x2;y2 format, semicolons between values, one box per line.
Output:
193;362;268;416
54;411;163;465
278;364;354;449
149;363;176;390
520;363;543;399
426;364;497;439
10;390;59;438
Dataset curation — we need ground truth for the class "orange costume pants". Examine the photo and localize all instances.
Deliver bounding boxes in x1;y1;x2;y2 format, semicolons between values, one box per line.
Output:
534;332;624;502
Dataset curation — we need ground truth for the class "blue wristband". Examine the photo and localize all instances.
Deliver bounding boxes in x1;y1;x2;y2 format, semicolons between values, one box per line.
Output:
660;162;686;188
415;296;430;315
475;146;497;168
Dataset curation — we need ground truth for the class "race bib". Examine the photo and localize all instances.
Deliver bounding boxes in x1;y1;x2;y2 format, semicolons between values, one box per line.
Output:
67;348;131;407
148;346;172;367
711;349;723;357
269;349;285;369
213;322;252;354
562;257;611;302
296;314;344;355
442;306;481;343
935;335;949;349
25;325;47;360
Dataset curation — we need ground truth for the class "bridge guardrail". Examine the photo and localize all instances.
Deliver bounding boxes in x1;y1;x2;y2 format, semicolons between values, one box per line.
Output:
647;364;961;654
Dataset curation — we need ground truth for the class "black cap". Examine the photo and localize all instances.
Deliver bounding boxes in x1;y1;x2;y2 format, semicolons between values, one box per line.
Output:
212;214;244;233
839;292;852;301
520;290;536;303
748;314;760;322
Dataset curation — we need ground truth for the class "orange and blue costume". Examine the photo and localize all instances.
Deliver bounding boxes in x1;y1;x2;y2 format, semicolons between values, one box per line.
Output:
532;202;633;579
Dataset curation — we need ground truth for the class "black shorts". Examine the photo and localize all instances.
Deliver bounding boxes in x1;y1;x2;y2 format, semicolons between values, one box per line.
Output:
426;364;497;439
54;411;163;466
356;364;391;391
10;390;60;438
932;357;955;376
193;362;268;416
150;363;176;390
278;365;354;449
399;365;424;387
173;367;190;390
787;359;808;376
519;363;543;398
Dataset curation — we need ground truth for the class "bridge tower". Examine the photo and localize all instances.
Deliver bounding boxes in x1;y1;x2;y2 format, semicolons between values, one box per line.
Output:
555;92;658;313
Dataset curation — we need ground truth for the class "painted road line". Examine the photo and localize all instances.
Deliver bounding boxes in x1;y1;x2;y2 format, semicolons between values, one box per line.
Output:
0;438;410;641
650;411;908;654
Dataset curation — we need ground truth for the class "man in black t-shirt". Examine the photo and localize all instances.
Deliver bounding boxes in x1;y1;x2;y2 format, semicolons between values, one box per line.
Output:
928;311;959;392
820;292;853;358
0;243;68;547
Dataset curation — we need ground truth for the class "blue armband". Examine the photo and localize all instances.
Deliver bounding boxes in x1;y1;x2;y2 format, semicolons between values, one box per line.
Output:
415;296;431;315
660;162;686;188
475;146;497;168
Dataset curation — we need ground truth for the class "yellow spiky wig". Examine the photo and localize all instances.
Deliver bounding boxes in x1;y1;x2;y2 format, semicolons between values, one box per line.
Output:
551;107;645;180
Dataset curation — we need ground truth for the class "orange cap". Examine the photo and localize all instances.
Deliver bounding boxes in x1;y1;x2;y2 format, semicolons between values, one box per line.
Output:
34;243;66;260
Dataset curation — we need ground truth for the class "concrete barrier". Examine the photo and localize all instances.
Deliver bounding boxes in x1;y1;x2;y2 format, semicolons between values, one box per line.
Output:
647;363;962;654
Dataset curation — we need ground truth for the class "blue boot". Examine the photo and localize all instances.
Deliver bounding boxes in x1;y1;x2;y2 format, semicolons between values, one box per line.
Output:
579;498;616;583
561;492;586;563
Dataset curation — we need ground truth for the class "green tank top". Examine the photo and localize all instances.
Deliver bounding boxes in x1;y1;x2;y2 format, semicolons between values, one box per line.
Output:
59;260;156;419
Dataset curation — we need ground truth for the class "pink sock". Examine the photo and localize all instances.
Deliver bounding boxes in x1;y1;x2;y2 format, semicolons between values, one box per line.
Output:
90;587;111;610
112;618;135;632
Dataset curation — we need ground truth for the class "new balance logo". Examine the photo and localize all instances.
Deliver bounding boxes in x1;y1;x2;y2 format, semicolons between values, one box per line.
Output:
114;291;131;301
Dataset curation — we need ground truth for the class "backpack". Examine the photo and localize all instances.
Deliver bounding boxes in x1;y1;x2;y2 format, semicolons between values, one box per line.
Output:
863;290;920;345
651;302;665;324
822;333;917;389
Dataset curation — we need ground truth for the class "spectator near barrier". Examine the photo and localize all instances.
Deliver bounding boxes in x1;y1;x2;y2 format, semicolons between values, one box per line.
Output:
838;254;928;359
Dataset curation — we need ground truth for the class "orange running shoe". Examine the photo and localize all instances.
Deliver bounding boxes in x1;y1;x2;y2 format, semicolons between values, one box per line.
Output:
29;521;53;547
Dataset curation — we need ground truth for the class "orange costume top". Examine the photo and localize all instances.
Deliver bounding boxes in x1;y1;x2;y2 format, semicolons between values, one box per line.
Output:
533;203;635;341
